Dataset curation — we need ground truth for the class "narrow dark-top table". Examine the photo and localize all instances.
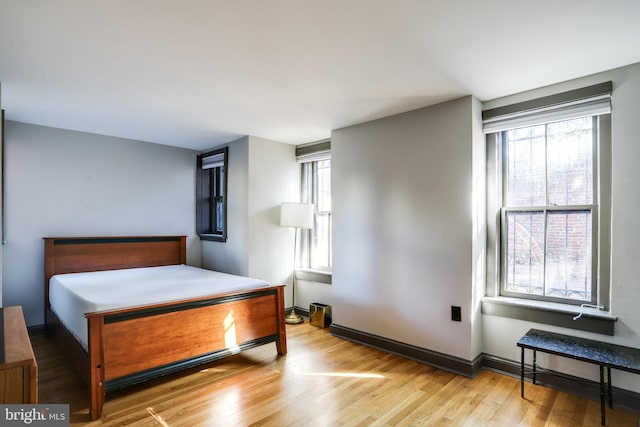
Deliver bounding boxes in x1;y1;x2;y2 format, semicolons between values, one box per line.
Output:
517;328;640;426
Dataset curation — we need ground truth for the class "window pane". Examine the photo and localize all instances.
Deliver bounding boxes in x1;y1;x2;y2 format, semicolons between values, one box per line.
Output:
545;210;592;300
215;198;224;232
311;212;331;269
304;159;332;271
215;167;224;232
547;118;593;206
505;126;546;207
505;211;545;295
316;160;331;212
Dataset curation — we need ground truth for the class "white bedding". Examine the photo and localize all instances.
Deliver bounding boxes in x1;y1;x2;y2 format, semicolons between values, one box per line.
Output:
49;264;271;349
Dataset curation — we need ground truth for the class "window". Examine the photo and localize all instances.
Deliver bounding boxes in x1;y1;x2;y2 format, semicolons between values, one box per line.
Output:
196;147;228;242
303;159;332;270
501;117;598;303
297;140;332;272
484;82;611;307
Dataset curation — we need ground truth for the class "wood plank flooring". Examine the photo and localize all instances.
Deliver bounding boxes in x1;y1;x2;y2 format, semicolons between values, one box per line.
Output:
32;323;640;426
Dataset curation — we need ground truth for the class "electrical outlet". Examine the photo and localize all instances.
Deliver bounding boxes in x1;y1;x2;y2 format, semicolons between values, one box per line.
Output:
451;306;462;322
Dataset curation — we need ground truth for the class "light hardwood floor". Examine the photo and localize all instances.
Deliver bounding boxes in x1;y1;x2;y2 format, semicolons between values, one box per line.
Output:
32;323;639;426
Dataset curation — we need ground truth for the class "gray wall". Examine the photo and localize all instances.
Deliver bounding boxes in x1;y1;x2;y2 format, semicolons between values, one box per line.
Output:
331;96;483;361
202;135;300;307
482;62;640;393
3;121;200;326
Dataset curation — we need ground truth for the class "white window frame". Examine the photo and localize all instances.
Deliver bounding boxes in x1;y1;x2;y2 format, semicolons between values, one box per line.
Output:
499;118;600;305
301;159;332;271
482;82;615;334
296;140;332;275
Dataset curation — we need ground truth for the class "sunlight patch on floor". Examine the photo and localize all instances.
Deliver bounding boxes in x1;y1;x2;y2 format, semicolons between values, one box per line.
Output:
146;407;170;426
301;372;385;379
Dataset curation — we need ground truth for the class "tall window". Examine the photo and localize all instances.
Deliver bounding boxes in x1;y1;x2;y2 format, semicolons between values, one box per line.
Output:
502;117;597;303
484;82;611;306
196;147;228;242
297;140;332;271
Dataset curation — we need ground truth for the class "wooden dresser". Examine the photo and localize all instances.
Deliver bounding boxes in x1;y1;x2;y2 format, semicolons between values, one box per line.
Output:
0;306;38;403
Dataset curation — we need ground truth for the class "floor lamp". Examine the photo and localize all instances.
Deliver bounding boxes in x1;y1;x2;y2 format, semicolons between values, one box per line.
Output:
280;202;314;324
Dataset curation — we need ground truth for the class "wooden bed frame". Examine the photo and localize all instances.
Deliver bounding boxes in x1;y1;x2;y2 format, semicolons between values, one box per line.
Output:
43;235;287;420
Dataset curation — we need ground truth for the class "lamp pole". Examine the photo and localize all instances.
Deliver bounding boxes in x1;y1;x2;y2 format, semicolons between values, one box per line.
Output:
280;202;314;325
285;226;303;324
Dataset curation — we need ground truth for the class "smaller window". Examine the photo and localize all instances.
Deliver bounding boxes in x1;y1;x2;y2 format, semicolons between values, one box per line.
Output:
197;147;228;242
297;139;332;272
302;158;332;271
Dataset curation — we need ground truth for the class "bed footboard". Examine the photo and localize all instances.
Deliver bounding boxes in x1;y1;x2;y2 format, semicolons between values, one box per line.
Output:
44;236;287;420
87;285;287;419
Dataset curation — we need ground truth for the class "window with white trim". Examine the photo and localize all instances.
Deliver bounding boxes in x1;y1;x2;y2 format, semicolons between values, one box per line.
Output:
297;140;332;272
484;82;611;307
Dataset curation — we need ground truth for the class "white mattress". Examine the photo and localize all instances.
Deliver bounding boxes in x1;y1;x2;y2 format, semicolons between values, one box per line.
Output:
49;264;271;350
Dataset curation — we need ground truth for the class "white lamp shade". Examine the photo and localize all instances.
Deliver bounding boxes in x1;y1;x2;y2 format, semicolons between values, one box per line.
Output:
280;202;314;229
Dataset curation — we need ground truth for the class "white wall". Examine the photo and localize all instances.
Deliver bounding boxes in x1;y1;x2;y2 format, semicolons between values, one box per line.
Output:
3;121;200;326
482;62;640;393
471;96;486;359
331;96;481;361
202;135;299;307
247;137;299;291
296;277;332;312
201;136;250;276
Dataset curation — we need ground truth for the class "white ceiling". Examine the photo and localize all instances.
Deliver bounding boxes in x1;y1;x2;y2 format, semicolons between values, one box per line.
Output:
2;1;640;151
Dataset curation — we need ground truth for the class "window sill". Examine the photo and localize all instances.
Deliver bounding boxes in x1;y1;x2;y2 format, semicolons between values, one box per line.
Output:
295;269;332;284
481;297;617;336
198;233;227;243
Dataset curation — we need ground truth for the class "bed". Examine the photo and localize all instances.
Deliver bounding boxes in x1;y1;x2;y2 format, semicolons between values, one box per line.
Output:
43;235;287;420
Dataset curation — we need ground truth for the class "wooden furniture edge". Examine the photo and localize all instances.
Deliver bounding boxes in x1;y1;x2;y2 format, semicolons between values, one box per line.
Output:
45;307;90;384
86;286;286;418
2;306;38;404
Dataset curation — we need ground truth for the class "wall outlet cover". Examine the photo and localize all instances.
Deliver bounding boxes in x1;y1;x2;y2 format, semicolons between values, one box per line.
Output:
451;306;462;322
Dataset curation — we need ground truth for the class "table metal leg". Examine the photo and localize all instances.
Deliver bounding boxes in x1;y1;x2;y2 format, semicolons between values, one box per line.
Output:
607;367;613;409
600;365;606;425
532;350;537;385
520;347;525;398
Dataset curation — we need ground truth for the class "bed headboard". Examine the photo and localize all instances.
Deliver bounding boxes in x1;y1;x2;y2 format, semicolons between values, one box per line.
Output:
43;235;186;308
